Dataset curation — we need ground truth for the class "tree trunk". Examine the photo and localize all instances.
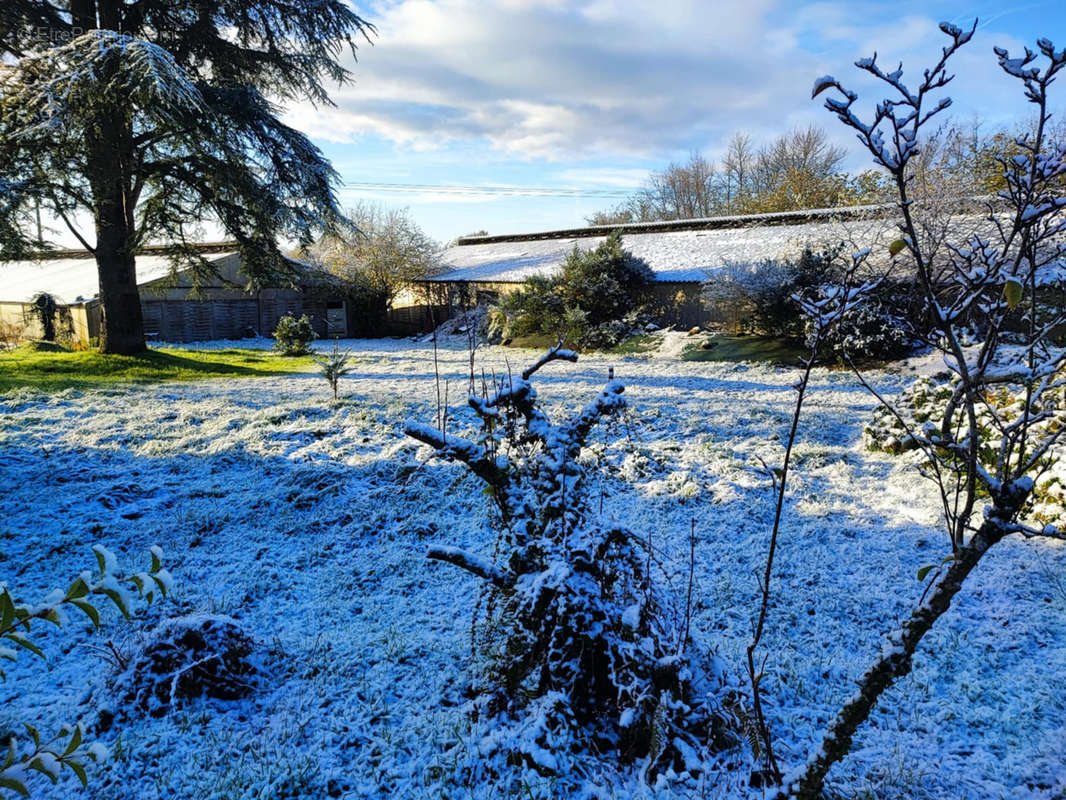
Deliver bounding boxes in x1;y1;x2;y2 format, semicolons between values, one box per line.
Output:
780;484;1028;799
85;26;146;356
94;214;145;355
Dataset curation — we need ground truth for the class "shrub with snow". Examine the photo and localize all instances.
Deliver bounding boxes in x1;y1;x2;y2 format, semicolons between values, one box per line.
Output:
864;371;1066;531
703;245;845;336
703;259;803;335
494;233;653;350
813;298;912;362
405;346;740;787
273;314;315;356
115;614;257;718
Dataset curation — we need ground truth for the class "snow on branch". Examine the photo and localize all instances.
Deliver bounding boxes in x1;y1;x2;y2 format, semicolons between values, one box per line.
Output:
5;30;204;139
403;421;509;488
426;545;513;589
563;380;626;449
405;347;739;782
521;343;579;381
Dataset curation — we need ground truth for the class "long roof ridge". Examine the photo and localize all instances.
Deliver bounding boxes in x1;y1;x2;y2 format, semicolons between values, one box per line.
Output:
454;204;894;246
453;197;1004;246
12;241;241;262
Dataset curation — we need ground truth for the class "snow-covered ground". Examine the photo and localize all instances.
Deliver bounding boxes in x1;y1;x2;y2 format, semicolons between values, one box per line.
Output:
1;337;1063;799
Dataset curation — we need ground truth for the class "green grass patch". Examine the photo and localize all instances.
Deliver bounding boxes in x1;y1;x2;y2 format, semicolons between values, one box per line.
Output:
680;335;806;365
608;333;661;356
502;333;562;351
0;345;313;393
503;333;662;356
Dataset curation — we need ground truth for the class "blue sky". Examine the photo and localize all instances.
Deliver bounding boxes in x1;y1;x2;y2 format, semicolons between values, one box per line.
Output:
281;0;1066;244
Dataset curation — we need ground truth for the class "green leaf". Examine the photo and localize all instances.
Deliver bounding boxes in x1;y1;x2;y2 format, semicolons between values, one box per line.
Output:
27;756;59;783
93;546;107;576
917;564;936;582
0;591;14;632
70;599;100;628
66;759;89;788
888;238;907;257
150;574;169;599
62;725;82;757
101;589;130;619
1003;277;1023;309
149;546;163;573
0;775;30;797
64;577;89;601
2;740;14;770
940;554;956;565
6;634;45;660
21;724;38;749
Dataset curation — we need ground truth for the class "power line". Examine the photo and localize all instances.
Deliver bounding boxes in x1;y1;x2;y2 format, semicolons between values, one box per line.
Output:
339;181;637;199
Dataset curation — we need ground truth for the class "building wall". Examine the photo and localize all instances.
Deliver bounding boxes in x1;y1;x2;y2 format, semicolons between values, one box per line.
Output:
0;302;31;341
2;252;362;346
71;302;100;345
136;254;341;341
143;298;258;341
0;301;97;346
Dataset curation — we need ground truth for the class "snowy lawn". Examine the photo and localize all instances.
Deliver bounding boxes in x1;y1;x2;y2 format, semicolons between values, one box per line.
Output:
0;337;1063;799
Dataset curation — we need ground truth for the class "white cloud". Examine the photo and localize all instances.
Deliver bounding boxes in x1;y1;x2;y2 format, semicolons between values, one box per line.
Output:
284;0;1047;162
551;167;650;187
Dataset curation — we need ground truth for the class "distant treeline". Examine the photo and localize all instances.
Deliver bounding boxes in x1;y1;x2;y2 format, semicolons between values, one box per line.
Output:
586;119;1066;224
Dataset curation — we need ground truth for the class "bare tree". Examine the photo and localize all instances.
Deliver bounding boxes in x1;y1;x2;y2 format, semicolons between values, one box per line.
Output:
586;126;855;224
305;201;442;310
743;126;851;212
754;125;848;186
722;131;757;208
765;22;1066;800
643;151;720;219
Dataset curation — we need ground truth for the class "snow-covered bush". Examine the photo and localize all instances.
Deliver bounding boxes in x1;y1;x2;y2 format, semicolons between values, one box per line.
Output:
0;545;170;796
114;614;257;718
703;245;845;336
808;273;927;362
865;372;1066;529
494;233;653;350
812;297;912;362
704;259;801;335
557;232;654;329
579;309;653;350
272;314;315;356
405;347;739;788
495;275;568;340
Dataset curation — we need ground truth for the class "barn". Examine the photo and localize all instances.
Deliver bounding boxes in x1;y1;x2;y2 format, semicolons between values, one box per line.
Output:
422;206;899;328
0;243;353;346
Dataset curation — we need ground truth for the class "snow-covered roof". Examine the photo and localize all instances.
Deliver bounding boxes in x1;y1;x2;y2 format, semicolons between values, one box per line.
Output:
432;215;899;284
0;251;237;304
